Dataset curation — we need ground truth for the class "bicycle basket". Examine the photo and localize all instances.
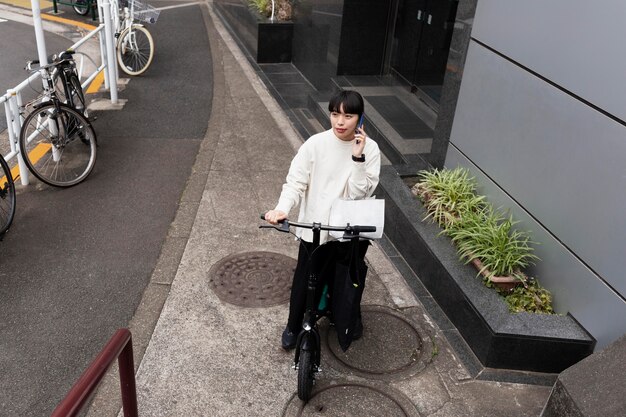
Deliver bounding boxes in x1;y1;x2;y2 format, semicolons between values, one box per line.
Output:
130;0;160;24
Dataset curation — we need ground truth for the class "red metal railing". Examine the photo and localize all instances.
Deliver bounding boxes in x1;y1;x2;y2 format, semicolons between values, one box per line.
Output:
51;328;138;417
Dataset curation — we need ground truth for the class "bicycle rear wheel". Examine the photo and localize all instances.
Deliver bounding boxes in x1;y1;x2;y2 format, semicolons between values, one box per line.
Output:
0;156;16;236
117;24;155;76
297;349;315;402
19;103;97;187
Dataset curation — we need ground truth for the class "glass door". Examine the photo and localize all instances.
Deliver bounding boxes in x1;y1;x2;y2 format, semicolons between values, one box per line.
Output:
392;0;458;107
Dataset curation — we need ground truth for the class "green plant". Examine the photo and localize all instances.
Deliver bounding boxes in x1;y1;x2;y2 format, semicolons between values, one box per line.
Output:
413;167;553;314
502;278;554;314
248;0;270;15
416;168;485;230
447;206;539;279
248;0;293;21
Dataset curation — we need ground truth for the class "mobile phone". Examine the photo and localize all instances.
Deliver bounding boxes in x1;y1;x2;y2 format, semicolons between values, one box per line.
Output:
356;114;365;144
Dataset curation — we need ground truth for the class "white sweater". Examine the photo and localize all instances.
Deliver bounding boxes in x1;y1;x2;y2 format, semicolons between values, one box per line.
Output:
275;128;381;243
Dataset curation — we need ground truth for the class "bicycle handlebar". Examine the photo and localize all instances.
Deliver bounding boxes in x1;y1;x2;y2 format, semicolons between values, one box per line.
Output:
259;214;376;234
26;50;75;71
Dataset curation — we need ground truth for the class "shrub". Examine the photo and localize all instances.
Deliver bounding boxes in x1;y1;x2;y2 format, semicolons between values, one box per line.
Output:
415;167;553;314
414;167;485;230
501;278;554;314
447;206;539;280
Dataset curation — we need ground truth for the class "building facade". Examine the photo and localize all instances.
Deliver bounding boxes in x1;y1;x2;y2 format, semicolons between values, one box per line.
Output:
443;0;626;349
217;0;626;350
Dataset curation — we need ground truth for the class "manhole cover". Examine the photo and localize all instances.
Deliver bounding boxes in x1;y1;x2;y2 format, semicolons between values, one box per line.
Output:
283;382;421;417
208;251;295;307
325;305;432;380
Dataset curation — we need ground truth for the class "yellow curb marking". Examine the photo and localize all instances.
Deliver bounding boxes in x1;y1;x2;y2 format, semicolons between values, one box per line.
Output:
8;143;53;181
4;0;54;10
41;11;96;31
86;70;104;94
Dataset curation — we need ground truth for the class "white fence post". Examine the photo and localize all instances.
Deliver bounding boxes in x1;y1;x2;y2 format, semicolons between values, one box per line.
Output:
97;0;110;90
30;0;49;67
101;0;119;104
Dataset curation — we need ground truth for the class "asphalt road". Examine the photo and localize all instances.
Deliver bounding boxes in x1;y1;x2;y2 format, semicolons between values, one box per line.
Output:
0;3;212;415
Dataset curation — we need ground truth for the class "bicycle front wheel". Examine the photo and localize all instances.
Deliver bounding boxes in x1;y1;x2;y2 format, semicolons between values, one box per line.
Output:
0;156;16;236
72;0;90;15
297;349;315;402
19;103;97;187
68;74;88;118
117;24;155;76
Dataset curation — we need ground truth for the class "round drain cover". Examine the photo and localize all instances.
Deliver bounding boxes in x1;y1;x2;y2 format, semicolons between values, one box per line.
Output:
325;305;431;380
208;251;295;307
283;382;421;417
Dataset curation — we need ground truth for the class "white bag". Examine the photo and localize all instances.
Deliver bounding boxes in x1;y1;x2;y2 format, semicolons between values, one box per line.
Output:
328;198;385;240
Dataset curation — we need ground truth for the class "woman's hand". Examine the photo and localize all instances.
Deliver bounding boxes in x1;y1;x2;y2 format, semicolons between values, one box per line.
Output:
353;126;367;158
264;209;287;225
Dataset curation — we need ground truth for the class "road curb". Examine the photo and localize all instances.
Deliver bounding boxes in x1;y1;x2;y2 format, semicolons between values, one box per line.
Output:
83;2;223;415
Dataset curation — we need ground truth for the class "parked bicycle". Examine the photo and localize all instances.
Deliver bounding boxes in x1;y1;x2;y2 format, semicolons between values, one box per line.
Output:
260;215;376;401
0;156;16;237
109;0;160;76
20;51;97;187
72;0;92;16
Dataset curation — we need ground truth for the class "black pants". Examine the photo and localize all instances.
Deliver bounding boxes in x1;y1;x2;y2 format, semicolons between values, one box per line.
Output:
287;239;370;333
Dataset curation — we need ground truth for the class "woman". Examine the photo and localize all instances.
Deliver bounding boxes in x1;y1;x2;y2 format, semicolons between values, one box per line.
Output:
264;90;381;351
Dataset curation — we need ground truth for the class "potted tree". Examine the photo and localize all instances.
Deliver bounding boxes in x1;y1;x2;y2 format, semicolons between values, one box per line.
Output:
215;0;294;63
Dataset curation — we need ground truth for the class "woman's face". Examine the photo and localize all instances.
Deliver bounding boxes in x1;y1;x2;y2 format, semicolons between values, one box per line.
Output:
330;104;359;141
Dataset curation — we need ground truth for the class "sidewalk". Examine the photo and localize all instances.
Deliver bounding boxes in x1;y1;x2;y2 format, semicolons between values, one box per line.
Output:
89;2;552;415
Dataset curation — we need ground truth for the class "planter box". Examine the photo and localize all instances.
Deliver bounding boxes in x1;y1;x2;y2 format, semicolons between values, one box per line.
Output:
215;0;293;63
376;166;595;373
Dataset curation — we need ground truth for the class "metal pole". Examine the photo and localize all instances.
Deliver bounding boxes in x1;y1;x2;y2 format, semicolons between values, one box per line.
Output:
118;338;138;417
101;0;118;103
96;0;110;90
7;91;30;185
30;0;49;67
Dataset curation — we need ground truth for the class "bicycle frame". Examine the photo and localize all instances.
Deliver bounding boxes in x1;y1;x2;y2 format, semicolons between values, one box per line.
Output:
24;54;85;161
108;0;144;55
109;0;139;34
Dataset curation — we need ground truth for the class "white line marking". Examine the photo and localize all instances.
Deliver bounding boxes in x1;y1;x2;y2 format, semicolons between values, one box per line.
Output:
154;2;201;11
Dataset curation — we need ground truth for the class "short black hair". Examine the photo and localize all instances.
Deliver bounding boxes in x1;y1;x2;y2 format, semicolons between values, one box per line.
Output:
328;90;364;117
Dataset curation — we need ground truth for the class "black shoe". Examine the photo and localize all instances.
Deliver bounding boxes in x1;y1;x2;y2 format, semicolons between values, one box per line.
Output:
281;326;297;350
353;319;363;341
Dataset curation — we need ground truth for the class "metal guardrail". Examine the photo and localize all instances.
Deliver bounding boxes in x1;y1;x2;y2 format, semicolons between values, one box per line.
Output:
1;0;118;185
50;328;139;417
